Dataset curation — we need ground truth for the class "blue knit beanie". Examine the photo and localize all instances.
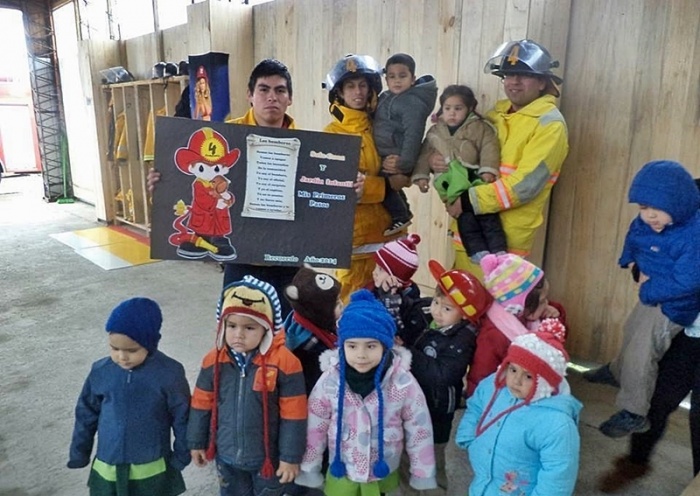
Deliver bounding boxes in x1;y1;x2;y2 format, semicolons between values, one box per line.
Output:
330;289;395;480
337;289;396;349
629;160;700;225
105;297;162;353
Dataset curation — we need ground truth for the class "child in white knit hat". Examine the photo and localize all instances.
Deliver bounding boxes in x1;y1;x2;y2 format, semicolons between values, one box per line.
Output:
456;328;582;496
295;289;437;496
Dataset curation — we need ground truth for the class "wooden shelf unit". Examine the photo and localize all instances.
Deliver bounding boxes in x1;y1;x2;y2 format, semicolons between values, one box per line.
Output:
102;75;188;232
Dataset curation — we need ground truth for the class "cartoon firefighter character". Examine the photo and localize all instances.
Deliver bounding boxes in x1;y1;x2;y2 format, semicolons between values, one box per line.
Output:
169;127;240;261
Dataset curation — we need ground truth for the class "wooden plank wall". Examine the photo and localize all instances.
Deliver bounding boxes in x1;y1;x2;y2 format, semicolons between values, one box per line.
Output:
162;24;189;66
125;32;159;80
140;0;700;362
549;0;700;361
251;0;571;293
185;1;254;119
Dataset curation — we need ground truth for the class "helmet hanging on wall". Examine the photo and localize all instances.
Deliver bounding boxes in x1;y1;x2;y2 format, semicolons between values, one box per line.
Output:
322;54;383;104
484;39;563;85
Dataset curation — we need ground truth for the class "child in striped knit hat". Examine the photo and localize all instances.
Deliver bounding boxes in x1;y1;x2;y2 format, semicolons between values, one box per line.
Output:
368;233;428;346
187;275;307;496
465;253;568;399
456;329;582;496
295;289;437;496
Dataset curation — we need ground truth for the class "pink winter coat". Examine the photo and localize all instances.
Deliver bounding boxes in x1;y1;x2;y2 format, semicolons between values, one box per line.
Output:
296;347;437;490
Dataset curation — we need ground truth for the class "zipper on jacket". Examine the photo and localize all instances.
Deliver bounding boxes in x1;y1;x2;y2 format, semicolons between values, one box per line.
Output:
124;369;133;459
236;371;246;461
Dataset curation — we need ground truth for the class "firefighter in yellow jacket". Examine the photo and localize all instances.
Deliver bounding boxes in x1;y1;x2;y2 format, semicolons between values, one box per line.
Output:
441;40;569;273
322;54;406;302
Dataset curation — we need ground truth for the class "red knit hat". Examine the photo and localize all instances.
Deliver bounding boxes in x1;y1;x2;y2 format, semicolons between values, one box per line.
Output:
373;234;421;286
495;327;569;403
476;327;569;437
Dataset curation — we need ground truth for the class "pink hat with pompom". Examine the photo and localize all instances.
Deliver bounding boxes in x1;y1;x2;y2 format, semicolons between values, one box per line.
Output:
480;253;544;316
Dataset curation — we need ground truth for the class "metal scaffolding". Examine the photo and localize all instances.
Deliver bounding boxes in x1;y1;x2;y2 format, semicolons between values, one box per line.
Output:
24;0;70;202
13;0;71;202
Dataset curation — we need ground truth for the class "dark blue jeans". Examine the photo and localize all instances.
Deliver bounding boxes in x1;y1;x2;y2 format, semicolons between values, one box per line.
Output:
216;461;284;496
629;332;700;475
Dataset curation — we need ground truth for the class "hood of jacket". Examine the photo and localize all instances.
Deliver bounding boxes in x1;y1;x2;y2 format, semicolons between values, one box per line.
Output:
628;160;700;225
409;75;438;109
526;389;582;424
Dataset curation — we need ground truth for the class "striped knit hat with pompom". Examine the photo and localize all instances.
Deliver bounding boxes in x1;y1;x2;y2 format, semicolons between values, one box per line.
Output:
374;234;421;286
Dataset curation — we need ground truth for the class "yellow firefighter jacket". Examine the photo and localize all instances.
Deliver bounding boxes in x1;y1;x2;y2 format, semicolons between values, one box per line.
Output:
465;94;569;255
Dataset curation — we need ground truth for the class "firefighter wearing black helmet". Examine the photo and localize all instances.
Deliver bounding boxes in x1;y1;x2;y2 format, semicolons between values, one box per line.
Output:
322;54;406;302
443;39;569;271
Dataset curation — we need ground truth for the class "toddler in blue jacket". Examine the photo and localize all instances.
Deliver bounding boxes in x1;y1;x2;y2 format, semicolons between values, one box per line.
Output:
67;297;191;496
593;160;700;437
456;328;581;496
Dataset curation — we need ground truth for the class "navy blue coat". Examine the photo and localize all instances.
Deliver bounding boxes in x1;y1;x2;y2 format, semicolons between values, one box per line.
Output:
68;351;191;469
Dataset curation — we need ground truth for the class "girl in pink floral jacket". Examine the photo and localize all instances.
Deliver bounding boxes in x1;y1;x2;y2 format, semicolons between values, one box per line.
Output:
295;290;436;496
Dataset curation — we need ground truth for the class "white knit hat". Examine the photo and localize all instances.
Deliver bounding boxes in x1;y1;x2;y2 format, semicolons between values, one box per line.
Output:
495;324;569;403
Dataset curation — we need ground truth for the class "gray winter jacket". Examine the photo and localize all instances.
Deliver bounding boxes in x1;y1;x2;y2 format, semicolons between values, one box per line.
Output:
373;75;437;174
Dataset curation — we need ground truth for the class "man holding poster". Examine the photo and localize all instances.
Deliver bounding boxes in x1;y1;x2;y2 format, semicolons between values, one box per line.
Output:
222;59;300;315
149;59;365;319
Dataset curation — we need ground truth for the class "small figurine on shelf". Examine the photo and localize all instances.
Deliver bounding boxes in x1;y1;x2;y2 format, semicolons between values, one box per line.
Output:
193;66;213;121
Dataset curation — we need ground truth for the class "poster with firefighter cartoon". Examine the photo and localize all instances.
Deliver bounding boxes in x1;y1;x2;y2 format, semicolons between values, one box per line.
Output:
150;117;360;269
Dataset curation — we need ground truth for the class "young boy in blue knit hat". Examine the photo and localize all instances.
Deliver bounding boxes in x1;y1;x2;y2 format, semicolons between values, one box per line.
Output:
67;297;191;496
295;289;437;496
187;275;308;496
586;160;700;438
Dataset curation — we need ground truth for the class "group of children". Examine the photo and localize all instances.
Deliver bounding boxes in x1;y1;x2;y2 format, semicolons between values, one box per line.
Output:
373;53;507;263
68;241;582;496
66;50;700;496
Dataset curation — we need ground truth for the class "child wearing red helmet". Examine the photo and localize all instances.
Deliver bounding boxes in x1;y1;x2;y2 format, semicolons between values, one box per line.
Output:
398;260;493;496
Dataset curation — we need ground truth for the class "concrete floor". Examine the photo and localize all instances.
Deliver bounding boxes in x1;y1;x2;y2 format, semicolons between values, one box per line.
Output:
0;174;695;495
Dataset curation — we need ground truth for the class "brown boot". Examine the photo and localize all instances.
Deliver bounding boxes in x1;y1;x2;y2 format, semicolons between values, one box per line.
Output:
598;456;651;493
